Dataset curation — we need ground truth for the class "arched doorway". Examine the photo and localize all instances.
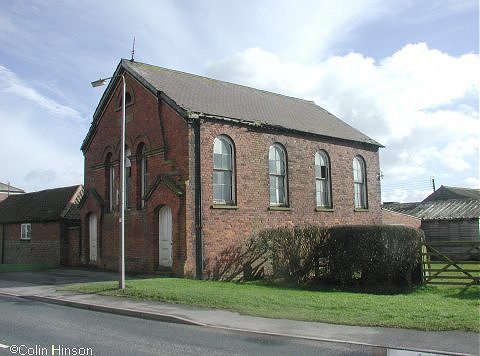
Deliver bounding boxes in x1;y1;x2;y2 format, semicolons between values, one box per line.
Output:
88;213;97;263
158;206;173;268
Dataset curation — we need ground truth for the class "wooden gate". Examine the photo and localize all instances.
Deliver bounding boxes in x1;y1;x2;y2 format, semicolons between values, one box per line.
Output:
422;240;480;286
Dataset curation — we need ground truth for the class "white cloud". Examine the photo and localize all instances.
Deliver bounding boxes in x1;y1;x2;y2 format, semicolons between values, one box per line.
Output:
0;65;84;192
0;65;83;121
204;43;479;202
464;177;480;188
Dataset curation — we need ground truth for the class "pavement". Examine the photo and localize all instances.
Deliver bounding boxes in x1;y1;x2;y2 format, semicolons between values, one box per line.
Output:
0;268;478;356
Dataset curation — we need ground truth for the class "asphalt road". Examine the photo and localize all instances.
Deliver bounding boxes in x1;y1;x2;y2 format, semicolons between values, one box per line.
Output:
0;295;384;356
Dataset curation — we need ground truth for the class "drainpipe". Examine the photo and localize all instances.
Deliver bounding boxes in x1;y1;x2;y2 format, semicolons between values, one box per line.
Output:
1;223;5;264
193;119;203;279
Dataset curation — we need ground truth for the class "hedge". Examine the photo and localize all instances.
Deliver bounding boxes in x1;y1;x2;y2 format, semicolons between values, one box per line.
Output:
326;225;424;287
207;224;424;288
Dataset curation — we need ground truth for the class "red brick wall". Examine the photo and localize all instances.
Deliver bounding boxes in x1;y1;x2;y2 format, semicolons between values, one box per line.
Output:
81;73;189;275
61;225;81;266
81;73;382;277
0;222;61;265
193;119;382;277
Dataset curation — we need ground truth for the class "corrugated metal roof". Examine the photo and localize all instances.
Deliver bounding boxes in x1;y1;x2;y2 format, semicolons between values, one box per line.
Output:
423;185;480;202
0;182;25;194
0;185;83;223
383;199;480;220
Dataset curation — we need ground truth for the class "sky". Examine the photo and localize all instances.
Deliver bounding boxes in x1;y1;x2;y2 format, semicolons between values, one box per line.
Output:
0;0;478;203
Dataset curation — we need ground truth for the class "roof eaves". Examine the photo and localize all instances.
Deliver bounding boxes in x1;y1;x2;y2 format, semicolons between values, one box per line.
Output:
381;207;422;220
60;185;83;219
82;59;157;152
195;112;383;148
81;61;124;152
158;91;189;120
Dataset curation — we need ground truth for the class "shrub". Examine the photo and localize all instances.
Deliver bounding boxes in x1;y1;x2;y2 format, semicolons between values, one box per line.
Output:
208;224;424;289
205;236;270;281
326;225;424;287
258;225;329;283
207;225;329;283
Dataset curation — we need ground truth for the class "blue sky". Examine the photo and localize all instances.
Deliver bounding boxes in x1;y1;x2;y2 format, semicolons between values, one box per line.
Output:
0;0;478;202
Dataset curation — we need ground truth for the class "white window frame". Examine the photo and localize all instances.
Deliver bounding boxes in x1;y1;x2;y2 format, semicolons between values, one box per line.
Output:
269;144;288;206
213;136;235;204
315;151;332;208
21;223;31;240
353;156;368;209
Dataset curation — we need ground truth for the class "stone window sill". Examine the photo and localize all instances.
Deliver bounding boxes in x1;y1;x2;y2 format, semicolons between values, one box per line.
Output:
315;207;334;212
354;208;369;212
211;204;238;210
268;206;292;211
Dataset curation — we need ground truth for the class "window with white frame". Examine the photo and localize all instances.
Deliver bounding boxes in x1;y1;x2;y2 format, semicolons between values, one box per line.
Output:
213;136;235;204
353;156;367;209
21;223;31;240
269;144;288;206
315;151;332;208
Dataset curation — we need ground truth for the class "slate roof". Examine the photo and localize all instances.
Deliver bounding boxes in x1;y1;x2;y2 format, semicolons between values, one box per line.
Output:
0;185;83;224
82;59;382;150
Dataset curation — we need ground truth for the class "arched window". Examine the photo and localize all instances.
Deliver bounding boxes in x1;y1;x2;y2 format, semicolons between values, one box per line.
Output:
315;151;332;208
137;144;148;209
213;136;235;204
269;144;288;206
125;147;132;209
105;153;115;212
353;156;367;209
116;88;134;110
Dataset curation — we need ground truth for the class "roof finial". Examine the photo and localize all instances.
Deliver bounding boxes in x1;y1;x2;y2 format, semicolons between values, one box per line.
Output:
130;36;135;62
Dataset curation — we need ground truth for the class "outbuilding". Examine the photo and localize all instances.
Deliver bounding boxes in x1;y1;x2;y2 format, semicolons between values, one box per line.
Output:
0;185;83;266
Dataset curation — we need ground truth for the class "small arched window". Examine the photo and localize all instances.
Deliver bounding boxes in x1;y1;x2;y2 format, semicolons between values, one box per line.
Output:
115;89;134;110
353;156;367;209
315;151;332;208
269;144;288;206
213;136;235;204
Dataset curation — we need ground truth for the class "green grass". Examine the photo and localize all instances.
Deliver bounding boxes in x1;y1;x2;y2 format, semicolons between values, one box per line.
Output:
0;263;53;273
64;277;480;332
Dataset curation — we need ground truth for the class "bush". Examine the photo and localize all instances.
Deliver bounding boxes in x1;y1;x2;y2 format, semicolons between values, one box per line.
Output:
207;225;328;283
326;225;424;287
205;236;270;281
207;224;424;289
258;225;329;283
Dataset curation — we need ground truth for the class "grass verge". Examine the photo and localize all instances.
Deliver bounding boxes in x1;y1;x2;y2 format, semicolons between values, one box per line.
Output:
64;277;479;332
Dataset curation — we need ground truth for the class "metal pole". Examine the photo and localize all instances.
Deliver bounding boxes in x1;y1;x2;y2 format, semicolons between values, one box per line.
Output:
119;74;126;290
91;73;126;290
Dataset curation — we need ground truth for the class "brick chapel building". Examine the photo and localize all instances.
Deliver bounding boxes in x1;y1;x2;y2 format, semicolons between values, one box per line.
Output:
80;59;383;278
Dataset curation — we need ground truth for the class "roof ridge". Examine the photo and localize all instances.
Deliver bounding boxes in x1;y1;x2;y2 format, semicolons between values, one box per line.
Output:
24;185;82;196
122;59;316;105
